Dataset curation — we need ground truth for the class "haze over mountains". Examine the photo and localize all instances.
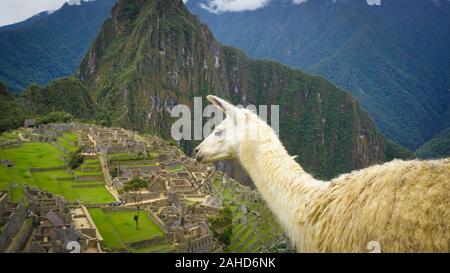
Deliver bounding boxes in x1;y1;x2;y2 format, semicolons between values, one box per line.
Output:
186;0;450;151
0;0;116;92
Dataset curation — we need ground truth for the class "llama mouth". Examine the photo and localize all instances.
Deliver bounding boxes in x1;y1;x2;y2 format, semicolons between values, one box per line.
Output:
195;153;205;162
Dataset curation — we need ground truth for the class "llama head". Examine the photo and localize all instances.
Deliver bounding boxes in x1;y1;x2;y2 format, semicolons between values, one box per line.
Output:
195;95;269;163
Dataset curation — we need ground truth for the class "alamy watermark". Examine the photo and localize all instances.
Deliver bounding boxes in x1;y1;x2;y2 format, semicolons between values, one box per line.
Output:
170;97;280;141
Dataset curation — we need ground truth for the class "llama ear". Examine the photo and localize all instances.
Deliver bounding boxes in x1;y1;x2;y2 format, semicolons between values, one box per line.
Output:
207;95;236;115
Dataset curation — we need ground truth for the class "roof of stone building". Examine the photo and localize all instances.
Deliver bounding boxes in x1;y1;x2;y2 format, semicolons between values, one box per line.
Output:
45;211;65;226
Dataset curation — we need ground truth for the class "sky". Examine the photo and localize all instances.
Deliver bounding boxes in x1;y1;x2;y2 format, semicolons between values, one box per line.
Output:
0;0;68;27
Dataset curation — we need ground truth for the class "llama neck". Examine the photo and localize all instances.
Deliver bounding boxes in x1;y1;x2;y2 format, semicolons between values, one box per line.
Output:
237;134;326;249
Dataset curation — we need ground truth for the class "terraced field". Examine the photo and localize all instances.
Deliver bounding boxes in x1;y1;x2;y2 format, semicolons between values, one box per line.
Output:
56;132;79;153
0;142;64;201
0;131;115;204
132;243;176;253
87;208;167;252
213;176;289;253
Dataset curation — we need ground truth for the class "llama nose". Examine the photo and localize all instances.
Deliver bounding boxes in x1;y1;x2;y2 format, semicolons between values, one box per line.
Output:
196;154;203;162
195;147;200;154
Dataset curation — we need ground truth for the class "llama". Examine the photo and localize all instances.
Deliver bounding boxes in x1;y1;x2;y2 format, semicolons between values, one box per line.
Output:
195;95;450;253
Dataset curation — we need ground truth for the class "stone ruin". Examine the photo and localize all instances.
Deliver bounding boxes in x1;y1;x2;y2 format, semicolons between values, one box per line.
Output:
84;125;225;252
0;187;102;253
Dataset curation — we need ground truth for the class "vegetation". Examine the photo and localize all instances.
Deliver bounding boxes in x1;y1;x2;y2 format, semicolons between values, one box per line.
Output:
1;76;95;133
0;81;28;132
208;207;233;247
416;128;450;159
87;208;164;251
38;111;74;125
0;142;63;201
30;170;115;204
385;141;416;162
120;178;148;230
20;77;95;119
212;176;290;253
58;132;79;153
67;148;85;170
0;132;115;204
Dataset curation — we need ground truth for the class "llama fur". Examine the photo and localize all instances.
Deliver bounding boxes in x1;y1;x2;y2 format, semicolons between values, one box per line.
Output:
196;95;450;253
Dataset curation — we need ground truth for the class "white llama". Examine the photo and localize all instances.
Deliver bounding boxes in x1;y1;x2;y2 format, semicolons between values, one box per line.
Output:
195;95;450;253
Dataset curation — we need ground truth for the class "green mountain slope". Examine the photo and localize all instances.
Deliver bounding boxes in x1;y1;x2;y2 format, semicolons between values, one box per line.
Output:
416;128;450;159
0;82;28;132
20;77;95;119
187;0;450;150
0;77;96;132
77;0;412;180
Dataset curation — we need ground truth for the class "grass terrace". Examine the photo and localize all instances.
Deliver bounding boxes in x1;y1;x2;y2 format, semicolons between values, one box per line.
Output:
87;208;165;251
0;133;115;204
30;170;115;204
132;243;176;253
213;176;286;253
56;132;79;153
167;165;183;173
0;130;21;143
0;142;64;201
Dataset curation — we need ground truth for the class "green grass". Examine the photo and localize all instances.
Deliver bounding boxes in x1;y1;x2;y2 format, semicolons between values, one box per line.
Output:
167;165;183;173
57;132;78;153
88;208;164;250
31;170;115;204
213;176;288;253
84;159;100;165
132;243;176;253
0;140;114;204
64;132;77;143
71;185;116;204
73;169;103;176
0;130;20;142
107;152;155;162
108;153;139;161
0;142;64;201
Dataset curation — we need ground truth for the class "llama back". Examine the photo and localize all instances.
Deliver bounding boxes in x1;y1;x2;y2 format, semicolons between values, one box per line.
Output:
301;159;450;252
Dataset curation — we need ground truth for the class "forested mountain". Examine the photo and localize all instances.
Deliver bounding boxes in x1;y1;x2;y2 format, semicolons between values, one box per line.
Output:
0;0;116;92
0;82;28;132
187;0;450;150
20;77;95;119
416;127;450;159
75;0;412;180
0;77;94;133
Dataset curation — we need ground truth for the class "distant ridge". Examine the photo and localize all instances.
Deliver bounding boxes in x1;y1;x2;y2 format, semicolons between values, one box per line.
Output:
0;0;116;92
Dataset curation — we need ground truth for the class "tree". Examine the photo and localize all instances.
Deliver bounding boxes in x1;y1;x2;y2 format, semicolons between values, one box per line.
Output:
68;147;85;170
208;207;233;246
38;111;74;124
120;178;148;230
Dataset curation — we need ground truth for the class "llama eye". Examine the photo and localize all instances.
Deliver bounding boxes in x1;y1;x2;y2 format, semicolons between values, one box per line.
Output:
214;130;223;137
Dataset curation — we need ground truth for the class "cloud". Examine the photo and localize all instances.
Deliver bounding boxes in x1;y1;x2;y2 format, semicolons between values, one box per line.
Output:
366;0;381;6
197;0;431;13
292;0;307;4
198;0;272;13
0;0;68;27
